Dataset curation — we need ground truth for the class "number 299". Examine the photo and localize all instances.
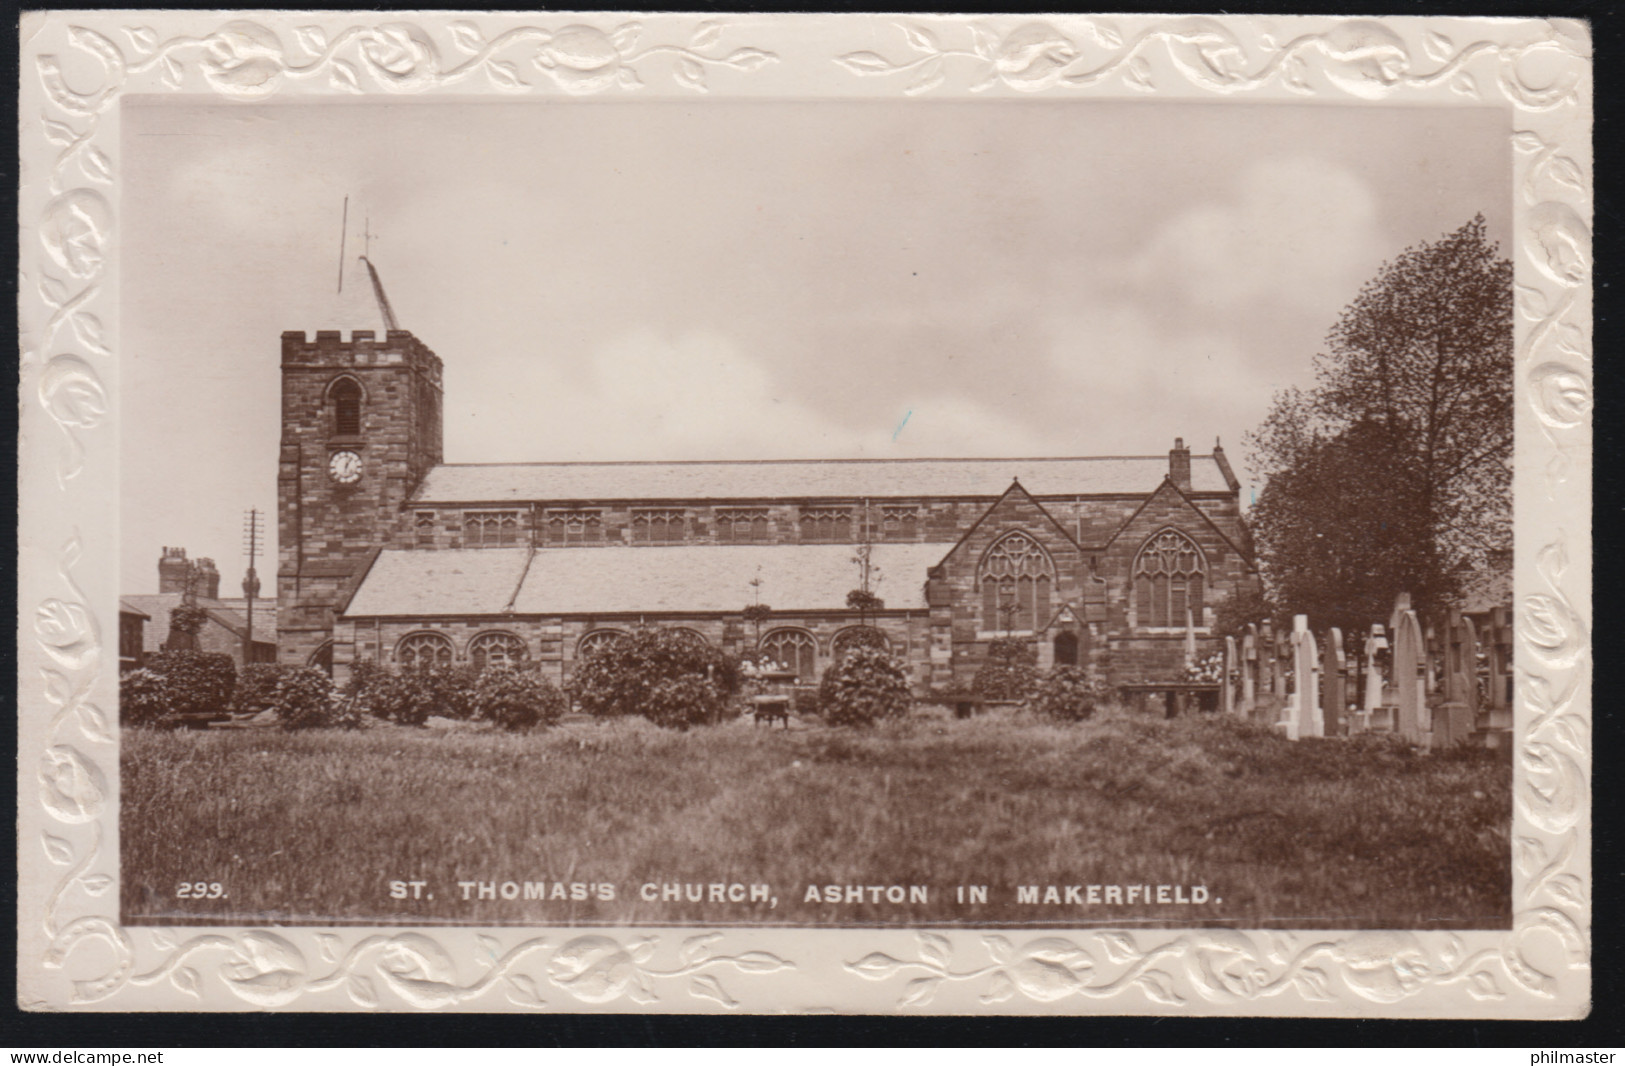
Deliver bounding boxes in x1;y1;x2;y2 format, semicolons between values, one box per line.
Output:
177;881;227;899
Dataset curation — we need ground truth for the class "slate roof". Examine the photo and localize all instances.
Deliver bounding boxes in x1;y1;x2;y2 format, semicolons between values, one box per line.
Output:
119;594;277;652
411;456;1231;503
343;543;955;618
119;598;150;619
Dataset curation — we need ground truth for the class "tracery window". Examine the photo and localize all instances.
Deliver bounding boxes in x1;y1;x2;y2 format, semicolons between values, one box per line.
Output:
881;506;919;539
330;377;362;437
1134;529;1206;628
800;507;853;543
978;532;1054;634
414;511;436;547
577;630;627;659
465;510;520;547
544;510;604;546
833;626;890;659
760;628;818;681
396;631;454;670
470;631;528;671
716;508;771;543
631;509;687;544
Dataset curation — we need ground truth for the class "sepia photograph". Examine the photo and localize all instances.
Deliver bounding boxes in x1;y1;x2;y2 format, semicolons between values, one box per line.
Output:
19;11;1590;1015
115;92;1516;930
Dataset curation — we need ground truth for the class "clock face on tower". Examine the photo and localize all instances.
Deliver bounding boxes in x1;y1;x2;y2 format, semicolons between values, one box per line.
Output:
328;450;362;484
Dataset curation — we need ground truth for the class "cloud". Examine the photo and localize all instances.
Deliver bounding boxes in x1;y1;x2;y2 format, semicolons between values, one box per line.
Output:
447;328;1045;462
1131;156;1386;320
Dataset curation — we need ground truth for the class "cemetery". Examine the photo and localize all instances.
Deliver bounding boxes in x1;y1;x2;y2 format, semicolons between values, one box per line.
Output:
1215;592;1513;750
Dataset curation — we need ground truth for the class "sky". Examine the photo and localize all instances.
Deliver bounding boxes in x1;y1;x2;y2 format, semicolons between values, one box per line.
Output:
120;98;1510;594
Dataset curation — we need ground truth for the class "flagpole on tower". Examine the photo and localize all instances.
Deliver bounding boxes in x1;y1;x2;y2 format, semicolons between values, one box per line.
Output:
337;196;349;294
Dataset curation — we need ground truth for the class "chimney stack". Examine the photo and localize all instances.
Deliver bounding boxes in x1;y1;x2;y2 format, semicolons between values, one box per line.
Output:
1169;437;1192;492
194;557;221;600
157;546;191;594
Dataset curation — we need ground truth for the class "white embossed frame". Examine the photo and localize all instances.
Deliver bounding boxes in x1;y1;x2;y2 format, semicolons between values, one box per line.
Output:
17;12;1590;1015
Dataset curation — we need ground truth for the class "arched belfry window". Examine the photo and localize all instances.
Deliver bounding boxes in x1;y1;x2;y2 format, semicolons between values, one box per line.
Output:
330;377;362;437
1134;529;1206;628
978;532;1054;634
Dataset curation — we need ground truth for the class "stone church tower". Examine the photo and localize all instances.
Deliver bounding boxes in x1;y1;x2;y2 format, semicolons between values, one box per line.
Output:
276;258;443;669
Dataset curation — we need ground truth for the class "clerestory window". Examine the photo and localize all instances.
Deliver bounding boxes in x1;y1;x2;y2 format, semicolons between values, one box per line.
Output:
544;510;604;546
716;508;771;543
465;510;520;547
800;507;853;543
631;509;687;544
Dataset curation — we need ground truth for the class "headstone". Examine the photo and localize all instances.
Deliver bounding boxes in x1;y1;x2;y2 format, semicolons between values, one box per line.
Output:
1485;606;1513;729
1322;627;1346;737
1424;622;1439;695
1242;624;1258;714
1223;635;1238;716
1273;625;1290;698
1286;615;1322;739
1433;701;1473;749
1362;624;1388;732
1392;609;1426;743
1259;620;1275;698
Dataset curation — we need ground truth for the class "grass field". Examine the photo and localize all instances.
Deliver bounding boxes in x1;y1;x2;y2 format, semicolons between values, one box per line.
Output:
121;711;1511;929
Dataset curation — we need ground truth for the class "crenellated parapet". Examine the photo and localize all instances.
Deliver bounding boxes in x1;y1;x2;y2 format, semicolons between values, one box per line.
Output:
280;329;443;388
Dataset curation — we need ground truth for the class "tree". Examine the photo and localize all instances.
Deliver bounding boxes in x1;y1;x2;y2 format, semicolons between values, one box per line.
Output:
1245;216;1512;630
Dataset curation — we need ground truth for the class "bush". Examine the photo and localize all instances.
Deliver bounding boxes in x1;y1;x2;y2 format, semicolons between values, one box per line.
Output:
833;625;890;656
818;645;912;727
971;638;1039;701
347;661;476;726
1025;664;1112;721
119;668;172;728
144;650;237;715
234;664;286;714
571;627;736;729
272;667;345;730
469;668;567;731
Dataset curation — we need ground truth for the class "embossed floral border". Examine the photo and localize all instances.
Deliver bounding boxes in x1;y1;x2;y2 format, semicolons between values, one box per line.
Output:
16;12;1591;1015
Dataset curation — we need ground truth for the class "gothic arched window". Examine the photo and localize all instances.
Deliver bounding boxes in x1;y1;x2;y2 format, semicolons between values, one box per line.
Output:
1134;529;1206;628
396;631;453;670
470;631;528;671
577;630;627;659
760;628;818;681
832;626;890;660
978;532;1054;634
330;377;362;437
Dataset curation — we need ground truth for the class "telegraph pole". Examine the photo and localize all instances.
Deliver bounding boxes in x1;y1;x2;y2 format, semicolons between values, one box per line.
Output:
242;508;265;663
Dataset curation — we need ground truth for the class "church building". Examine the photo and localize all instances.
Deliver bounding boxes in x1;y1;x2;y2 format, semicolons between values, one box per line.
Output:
277;265;1260;693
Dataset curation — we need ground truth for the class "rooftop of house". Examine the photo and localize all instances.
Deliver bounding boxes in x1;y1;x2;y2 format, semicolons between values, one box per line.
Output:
343;543;956;618
409;455;1234;504
119;594;278;653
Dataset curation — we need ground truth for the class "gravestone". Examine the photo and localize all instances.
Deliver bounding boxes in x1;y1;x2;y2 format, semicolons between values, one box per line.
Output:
1222;637;1235;711
1362;624;1388;731
1273;624;1290;698
1242;624;1258;715
1484;606;1513;730
1433;701;1474;749
1392;609;1426;743
1424;622;1439;695
1284;615;1321;739
1322;627;1346;736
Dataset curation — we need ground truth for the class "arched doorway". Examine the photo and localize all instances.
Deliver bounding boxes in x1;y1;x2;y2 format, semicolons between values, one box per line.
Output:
1053;630;1079;667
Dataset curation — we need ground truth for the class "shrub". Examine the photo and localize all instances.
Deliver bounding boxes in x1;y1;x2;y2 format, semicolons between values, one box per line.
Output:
348;662;476;726
469;668;567;731
971;638;1039;701
571;627;736;729
818;645;912;727
139;651;237;721
1025;664;1113;721
272;667;344;730
119;668;172;728
234;664;286;714
833;625;890;657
